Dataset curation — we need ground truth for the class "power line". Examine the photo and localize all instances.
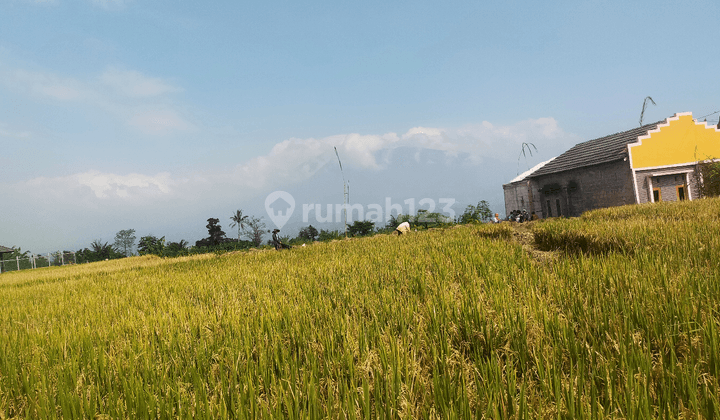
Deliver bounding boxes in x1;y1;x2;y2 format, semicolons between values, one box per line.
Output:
696;110;720;120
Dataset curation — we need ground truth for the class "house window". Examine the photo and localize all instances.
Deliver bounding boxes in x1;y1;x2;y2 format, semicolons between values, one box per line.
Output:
556;199;562;217
653;188;662;202
677;185;687;201
546;200;552;217
521;197;524;208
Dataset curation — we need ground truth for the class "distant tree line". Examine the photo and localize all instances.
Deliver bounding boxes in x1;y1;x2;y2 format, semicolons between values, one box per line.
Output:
3;202;494;265
76;240;124;263
61;176;720;263
270;201;494;247
12;180;720;268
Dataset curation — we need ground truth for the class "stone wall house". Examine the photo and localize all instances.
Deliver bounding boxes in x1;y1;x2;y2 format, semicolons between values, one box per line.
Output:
503;158;555;217
503;112;720;218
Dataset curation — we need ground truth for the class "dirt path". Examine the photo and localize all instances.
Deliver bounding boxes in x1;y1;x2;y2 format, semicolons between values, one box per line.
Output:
506;222;559;264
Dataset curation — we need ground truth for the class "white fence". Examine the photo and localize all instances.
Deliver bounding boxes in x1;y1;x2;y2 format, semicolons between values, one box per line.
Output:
0;251;76;273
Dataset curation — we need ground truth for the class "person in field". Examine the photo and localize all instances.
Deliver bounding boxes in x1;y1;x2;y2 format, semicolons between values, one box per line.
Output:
521;209;529;222
272;229;291;250
395;221;411;235
492;213;500;223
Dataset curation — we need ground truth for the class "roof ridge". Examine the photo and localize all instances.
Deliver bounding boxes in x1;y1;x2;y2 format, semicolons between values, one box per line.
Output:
572;119;664;147
527;117;668;178
509;157;557;183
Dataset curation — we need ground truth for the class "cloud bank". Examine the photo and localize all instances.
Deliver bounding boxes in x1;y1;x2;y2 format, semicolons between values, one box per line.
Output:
9;117;575;202
229;117;571;192
1;117;578;252
0;65;191;135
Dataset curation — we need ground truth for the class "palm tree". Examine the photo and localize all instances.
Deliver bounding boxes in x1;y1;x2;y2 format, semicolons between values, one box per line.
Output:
230;210;248;240
90;240;115;260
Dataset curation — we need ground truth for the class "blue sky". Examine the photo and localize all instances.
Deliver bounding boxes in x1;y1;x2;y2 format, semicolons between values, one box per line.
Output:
1;0;718;253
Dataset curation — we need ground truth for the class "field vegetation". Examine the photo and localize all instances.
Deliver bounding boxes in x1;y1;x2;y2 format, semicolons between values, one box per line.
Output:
0;198;718;419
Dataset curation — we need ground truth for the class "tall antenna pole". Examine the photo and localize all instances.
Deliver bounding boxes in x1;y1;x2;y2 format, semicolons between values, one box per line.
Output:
334;147;348;237
639;96;656;126
517;142;538;175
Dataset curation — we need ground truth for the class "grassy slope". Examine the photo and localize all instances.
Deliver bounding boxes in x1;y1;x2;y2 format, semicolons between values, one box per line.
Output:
0;198;719;419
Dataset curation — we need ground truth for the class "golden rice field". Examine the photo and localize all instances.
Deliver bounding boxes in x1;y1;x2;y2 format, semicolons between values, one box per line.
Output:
1;198;719;419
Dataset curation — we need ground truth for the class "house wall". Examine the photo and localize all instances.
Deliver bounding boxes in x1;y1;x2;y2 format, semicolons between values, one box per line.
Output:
628;113;720;203
629;113;720;170
503;181;529;216
531;159;635;218
634;167;697;203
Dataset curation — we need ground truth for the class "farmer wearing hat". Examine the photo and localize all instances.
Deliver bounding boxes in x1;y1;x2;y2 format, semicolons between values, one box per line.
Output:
272;228;291;250
395;221;411;235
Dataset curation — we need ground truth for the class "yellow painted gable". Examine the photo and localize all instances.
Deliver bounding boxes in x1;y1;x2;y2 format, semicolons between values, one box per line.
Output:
629;113;720;169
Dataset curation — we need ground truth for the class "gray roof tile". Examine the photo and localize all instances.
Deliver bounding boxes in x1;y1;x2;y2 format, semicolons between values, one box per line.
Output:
531;120;663;177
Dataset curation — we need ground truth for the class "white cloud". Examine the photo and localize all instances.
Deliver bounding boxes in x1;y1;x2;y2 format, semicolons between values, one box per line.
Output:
1;117;578;253
90;0;129;10
10;117;573;204
221;117;575;192
8;69;87;101
21;170;174;200
34;83;82;100
128;107;194;135
1;64;192;135
226;132;396;194
76;170;173;198
0;122;31;139
100;68;182;98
